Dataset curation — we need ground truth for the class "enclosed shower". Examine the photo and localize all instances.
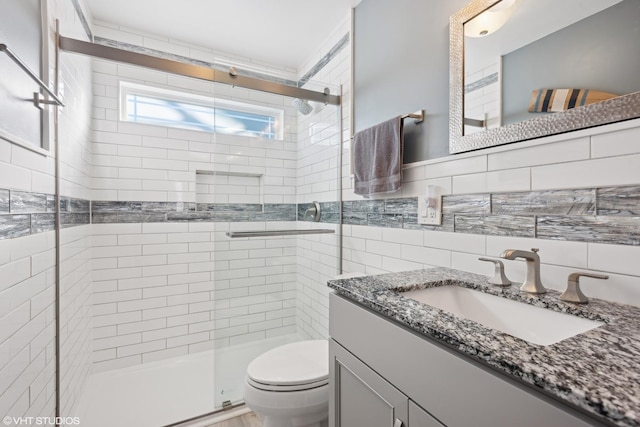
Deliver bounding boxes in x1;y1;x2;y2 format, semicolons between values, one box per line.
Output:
53;30;343;426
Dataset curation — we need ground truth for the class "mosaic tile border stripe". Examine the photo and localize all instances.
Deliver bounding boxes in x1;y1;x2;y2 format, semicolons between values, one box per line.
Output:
91;202;299;224
73;2;281;84
342;185;640;246
91;201;343;224
70;0;93;40
73;0;350;91
298;33;350;87
465;72;499;94
94;33;350;94
94;37;300;87
3;185;639;245
0;189;90;240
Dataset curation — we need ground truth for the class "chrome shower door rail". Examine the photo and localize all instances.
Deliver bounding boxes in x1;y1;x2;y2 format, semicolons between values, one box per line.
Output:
57;36;340;106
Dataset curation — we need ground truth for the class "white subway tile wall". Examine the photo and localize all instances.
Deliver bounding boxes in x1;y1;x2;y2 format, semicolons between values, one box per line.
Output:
341;121;640;307
87;21;324;364
90;218;301;370
0;0;94;421
0;233;56;420
56;0;95;415
58;225;93;415
295;16;350;339
487;137;591;170
91;60;300;204
213;221;298;346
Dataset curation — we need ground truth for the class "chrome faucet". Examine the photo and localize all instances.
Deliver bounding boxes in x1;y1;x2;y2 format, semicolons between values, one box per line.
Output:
500;248;547;294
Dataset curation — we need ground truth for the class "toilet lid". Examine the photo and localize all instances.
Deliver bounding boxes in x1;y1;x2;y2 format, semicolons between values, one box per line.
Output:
247;340;328;388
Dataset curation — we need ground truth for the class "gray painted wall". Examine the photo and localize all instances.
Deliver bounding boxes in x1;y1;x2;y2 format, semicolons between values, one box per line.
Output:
502;0;640;125
354;0;468;163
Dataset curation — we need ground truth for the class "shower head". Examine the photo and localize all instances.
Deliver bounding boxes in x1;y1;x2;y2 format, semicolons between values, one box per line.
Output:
291;98;313;115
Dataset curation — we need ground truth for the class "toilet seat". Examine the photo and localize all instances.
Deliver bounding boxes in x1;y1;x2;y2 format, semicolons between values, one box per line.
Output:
246;340;328;392
247;376;328;392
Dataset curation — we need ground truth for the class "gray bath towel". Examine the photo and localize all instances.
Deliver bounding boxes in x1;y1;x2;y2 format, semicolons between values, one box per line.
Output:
353;116;403;197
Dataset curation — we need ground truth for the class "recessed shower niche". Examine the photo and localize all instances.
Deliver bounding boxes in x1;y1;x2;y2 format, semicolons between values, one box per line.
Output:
196;170;264;207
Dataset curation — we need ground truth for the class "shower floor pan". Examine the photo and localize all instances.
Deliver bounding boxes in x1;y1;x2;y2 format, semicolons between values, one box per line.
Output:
74;334;301;427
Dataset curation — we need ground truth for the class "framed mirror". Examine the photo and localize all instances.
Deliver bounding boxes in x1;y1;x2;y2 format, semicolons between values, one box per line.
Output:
449;0;640;154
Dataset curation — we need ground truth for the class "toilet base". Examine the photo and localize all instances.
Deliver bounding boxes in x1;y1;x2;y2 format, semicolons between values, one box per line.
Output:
244;381;328;427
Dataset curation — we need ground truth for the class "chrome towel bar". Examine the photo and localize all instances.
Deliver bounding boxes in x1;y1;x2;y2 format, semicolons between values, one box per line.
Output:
401;109;425;123
0;43;65;107
350;110;425;140
226;229;335;238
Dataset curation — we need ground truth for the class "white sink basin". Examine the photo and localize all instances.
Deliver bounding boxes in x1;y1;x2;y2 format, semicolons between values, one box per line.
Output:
401;285;604;346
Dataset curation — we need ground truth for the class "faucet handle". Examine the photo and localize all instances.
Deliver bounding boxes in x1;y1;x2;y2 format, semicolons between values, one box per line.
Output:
559;272;609;304
478;257;512;286
303;201;321;222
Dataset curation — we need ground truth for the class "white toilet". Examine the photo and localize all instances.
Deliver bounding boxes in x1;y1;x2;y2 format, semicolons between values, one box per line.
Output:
243;340;329;427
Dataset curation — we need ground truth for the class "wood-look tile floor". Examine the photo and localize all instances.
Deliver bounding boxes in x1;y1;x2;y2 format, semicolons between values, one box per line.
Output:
207;411;263;427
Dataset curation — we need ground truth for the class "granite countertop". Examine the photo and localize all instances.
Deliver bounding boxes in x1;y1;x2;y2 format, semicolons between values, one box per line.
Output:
327;267;640;427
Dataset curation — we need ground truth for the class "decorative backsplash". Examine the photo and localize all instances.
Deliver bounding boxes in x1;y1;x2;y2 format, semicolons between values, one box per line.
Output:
342;185;640;245
2;185;639;245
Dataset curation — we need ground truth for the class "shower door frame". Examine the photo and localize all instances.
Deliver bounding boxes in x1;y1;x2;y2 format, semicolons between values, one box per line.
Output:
55;27;343;426
57;36;340;106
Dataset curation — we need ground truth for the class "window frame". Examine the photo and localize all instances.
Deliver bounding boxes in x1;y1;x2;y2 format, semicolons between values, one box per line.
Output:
119;81;284;140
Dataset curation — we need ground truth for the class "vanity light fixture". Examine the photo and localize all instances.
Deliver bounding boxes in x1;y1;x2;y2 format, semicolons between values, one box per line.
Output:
464;0;516;38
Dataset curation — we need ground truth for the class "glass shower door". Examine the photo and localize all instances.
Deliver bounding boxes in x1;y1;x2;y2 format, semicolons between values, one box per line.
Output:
206;79;299;408
209;77;342;409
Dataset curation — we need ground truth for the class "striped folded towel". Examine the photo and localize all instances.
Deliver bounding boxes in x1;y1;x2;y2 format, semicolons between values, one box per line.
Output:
528;89;618;113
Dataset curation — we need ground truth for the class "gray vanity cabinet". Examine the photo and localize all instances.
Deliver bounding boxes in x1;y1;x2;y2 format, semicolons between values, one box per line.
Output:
330;337;444;427
409;402;443;427
329;293;604;427
330;339;408;427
